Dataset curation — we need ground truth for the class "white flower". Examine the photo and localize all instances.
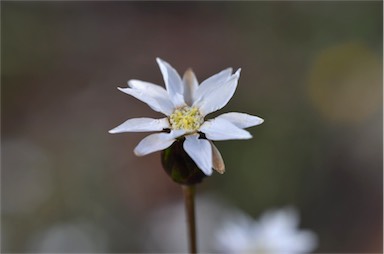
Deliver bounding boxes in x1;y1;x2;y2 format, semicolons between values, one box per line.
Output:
215;207;318;254
109;58;263;176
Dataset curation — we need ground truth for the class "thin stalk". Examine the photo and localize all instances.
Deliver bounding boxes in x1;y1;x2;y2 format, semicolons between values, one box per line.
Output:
182;185;197;253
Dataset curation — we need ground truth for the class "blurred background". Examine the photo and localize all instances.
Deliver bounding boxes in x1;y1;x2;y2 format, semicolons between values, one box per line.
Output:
1;1;382;253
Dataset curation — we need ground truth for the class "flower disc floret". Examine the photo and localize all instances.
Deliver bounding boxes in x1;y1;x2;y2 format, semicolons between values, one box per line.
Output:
169;106;204;132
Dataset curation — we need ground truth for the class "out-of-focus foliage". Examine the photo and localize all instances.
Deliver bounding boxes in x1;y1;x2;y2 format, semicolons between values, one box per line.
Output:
1;2;382;253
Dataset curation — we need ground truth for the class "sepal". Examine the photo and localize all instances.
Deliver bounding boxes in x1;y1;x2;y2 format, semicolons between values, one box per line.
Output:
161;138;206;185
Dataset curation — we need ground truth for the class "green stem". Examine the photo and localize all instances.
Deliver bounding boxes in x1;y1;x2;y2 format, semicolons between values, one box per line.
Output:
182;185;197;253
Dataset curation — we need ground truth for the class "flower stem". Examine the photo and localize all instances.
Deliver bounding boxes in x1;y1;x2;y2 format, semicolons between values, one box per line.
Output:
182;185;197;253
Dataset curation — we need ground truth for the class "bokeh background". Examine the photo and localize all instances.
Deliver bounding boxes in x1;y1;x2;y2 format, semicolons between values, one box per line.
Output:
1;1;382;253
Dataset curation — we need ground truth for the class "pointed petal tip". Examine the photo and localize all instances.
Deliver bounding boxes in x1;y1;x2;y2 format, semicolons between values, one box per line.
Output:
250;116;264;126
117;87;126;92
213;162;225;174
134;142;152;157
108;128;122;134
156;57;166;69
108;126;123;134
183;68;195;76
200;165;213;176
133;149;144;157
252;116;264;126
214;168;225;174
205;169;213;176
219;169;225;174
244;131;253;139
183;68;197;80
156;57;165;65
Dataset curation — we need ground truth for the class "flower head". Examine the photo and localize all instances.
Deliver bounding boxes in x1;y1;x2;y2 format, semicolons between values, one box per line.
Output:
109;58;263;176
215;207;318;254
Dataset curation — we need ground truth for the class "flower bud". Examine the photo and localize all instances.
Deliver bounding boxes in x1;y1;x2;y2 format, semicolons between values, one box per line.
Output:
161;138;206;185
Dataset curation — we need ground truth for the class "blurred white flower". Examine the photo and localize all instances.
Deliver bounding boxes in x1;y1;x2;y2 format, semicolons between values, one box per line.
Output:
109;58;263;175
215;207;318;254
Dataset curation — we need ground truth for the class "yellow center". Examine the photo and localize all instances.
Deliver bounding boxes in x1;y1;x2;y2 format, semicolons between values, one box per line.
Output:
169;106;204;132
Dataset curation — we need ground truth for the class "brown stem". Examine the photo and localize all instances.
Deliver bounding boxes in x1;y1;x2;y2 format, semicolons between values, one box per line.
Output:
182;185;197;253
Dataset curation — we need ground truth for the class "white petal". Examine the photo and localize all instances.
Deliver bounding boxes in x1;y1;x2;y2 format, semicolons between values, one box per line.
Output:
182;68;198;106
200;118;252;141
128;80;175;115
216;112;264;128
183;135;213;175
134;130;185;156
156;58;185;107
193;68;233;102
128;79;168;96
118;86;173;116
290;231;318;252
108;117;169;134
193;69;241;116
210;141;225;174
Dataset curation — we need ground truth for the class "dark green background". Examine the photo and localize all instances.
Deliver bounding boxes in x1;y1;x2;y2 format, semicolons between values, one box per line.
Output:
2;1;382;253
